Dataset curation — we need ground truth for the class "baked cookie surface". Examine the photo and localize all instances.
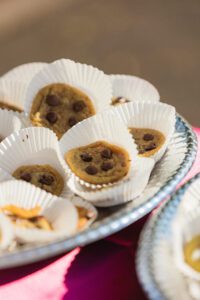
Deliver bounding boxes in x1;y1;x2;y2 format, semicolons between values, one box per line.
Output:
0;101;23;112
129;128;165;157
12;164;64;196
111;96;130;106
65;141;130;185
30;83;95;138
184;235;200;272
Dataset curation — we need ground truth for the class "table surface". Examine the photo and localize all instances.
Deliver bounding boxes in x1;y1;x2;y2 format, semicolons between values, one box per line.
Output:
0;127;199;300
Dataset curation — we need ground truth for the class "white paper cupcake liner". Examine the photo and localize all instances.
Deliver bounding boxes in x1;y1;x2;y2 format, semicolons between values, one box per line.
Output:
59;110;139;189
24;58;112;116
110;74;160;103
113;101;176;162
173;208;200;284
68;156;154;206
70;195;98;229
0;180;78;244
0;78;28;112
0;127;71;198
0;213;15;251
0;108;22;142
2;62;47;84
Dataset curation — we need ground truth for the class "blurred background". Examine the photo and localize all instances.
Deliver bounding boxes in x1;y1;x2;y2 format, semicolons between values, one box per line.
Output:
0;0;199;125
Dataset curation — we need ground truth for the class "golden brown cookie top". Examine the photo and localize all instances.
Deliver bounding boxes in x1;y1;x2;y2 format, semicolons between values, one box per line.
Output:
30;83;96;138
0;101;23;112
111;96;130;106
184;235;200;272
12;164;64;196
129;128;165;157
65;140;131;185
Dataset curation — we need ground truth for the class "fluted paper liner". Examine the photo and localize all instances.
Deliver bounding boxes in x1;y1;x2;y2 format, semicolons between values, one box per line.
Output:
68;156;154;206
59;111;141;189
0;213;15;251
24;58;112;116
0;108;22;142
0;127;71;198
110;74;160;103
113;101;176;162
0;180;78;244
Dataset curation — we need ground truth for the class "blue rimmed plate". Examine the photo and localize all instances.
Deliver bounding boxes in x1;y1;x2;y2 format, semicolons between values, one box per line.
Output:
0;114;197;269
136;173;200;300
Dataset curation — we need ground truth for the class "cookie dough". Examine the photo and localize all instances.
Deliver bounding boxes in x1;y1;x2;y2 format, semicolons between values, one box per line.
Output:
129;128;165;157
184;235;200;272
111;96;130;106
12;164;64;196
0;101;23;112
1;205;52;231
65;141;130;185
30;83;96;138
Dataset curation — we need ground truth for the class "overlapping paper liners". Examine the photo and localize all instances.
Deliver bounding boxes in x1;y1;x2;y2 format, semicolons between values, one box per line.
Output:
109;74;160;103
0;213;15;250
24;58;112;117
0;127;72;199
0;180;79;244
1;62;47;84
59;111;142;190
68;156;154;207
0;78;27;112
0;108;23;142
112;101;176;162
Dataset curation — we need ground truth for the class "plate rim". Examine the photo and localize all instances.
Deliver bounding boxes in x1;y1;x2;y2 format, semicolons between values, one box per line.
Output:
0;114;198;269
136;173;200;300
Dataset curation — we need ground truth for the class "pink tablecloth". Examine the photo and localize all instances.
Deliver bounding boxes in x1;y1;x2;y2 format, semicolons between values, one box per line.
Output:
0;128;200;300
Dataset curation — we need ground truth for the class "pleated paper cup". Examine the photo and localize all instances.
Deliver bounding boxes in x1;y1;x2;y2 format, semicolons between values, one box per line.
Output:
2;62;47;84
0;180;78;244
24;58;112;116
110;74;160;104
173;208;200;290
71;195;98;229
0;78;28;112
68;156;154;206
0;127;71;198
59;111;139;189
113;101;176;162
0;108;22;142
0;213;15;251
0;168;12;183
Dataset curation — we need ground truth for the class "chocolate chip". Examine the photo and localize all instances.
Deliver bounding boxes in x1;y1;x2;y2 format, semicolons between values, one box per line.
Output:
46;112;58;124
39;174;54;185
46;95;60;106
143;133;154;141
20;173;32;182
101;148;112;159
68;117;77;127
101;162;114;171
80;153;93;162
145;143;157;151
85;165;98;175
73;101;86;112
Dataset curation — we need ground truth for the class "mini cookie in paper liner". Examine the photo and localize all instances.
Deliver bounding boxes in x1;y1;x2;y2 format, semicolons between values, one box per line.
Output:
0;127;71;198
0;180;78;244
68;156;154;207
113;101;176;162
59;111;140;189
0;108;22;143
0;213;15;251
2;62;47;83
0;78;28;112
24;59;112;138
110;74;160;105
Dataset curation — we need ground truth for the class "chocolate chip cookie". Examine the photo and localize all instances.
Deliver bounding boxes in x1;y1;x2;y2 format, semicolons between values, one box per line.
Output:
184;235;200;272
129;128;165;156
12;164;64;196
111;96;130;106
65;141;130;185
0;101;23;112
30;83;96;138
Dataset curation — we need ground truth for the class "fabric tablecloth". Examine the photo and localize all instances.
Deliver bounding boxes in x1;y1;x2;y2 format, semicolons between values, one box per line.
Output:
0;127;200;300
